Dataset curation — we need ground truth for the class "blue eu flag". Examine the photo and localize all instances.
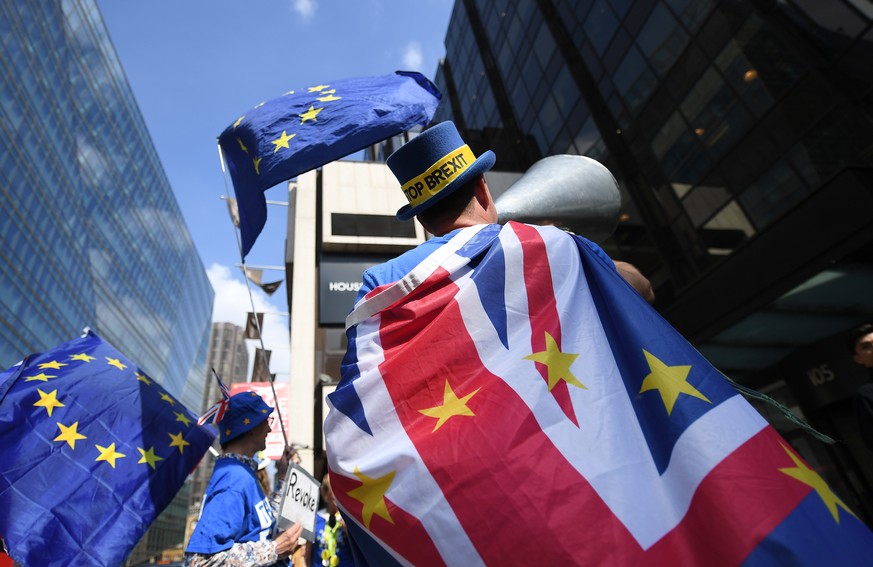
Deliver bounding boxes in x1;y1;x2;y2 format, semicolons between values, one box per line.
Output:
218;71;441;257
0;330;216;566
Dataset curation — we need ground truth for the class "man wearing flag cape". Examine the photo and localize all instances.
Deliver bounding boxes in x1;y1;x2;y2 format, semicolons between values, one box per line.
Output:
324;121;873;565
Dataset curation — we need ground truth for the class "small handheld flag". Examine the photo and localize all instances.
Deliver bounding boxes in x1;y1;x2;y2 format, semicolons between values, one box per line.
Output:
197;368;232;426
218;71;442;257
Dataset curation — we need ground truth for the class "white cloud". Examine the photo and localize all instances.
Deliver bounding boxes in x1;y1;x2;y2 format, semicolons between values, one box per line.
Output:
293;0;317;21
402;42;424;71
207;263;290;381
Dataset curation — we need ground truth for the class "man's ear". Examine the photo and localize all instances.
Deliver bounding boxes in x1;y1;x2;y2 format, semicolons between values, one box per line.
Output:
472;175;490;207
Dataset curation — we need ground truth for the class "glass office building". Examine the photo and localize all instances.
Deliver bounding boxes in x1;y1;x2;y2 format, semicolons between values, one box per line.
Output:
0;0;213;411
435;0;873;519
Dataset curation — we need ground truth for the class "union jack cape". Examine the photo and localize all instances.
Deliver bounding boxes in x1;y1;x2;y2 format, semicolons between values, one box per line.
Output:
324;222;873;565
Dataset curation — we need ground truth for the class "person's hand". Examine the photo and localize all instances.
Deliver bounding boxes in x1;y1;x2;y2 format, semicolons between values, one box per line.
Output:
275;445;297;479
274;523;303;559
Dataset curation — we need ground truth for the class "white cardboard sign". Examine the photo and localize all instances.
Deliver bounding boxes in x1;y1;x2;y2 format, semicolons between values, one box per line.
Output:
277;463;320;541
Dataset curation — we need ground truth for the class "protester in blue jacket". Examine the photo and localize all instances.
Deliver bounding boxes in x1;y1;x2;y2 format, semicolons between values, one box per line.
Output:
186;392;302;566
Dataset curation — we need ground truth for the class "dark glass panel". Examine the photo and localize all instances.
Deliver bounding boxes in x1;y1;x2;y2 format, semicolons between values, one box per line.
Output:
584;0;618;55
738;161;807;229
532;19;557;69
613;44;657;112
637;3;688;77
665;0;715;31
682;183;731;227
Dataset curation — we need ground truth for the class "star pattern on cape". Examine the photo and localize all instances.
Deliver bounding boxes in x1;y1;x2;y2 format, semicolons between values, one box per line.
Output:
348;467;396;529
136;373;151;385
54;421;87;449
639;349;710;415
174;412;192;427
137;447;164;470
778;443;855;523
39;360;67;370
160;393;176;406
70;353;95;362
33;388;64;417
524;331;586;392
95;443;126;468
106;357;126;371
419;380;481;432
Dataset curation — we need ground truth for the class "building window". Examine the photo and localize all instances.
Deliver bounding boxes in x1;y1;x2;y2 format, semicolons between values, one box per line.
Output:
331;214;417;238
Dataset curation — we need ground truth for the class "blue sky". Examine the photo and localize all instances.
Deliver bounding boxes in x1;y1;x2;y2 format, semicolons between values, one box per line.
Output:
97;0;454;376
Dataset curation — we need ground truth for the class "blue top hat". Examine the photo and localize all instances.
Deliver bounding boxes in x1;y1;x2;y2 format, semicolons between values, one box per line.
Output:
219;391;274;445
388;121;496;221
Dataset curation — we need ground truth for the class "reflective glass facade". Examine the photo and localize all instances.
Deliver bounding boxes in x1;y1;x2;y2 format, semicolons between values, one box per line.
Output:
435;0;873;300
0;0;213;410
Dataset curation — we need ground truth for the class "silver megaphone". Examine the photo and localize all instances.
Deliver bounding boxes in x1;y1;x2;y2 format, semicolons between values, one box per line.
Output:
495;155;621;242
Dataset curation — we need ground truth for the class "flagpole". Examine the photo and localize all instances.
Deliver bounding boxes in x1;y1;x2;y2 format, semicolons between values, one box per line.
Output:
217;142;290;450
220;194;289;207
237;264;286;271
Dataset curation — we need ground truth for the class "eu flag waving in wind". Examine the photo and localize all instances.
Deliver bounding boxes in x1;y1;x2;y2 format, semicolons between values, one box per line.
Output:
325;222;873;565
0;330;216;566
218;71;441;257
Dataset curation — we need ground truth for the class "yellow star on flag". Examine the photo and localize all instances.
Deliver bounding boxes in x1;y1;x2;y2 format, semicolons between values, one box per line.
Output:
778;443;854;523
300;106;322;123
33;388;64;417
348;467;395;529
271;130;296;153
524;331;586;391
316;89;341;102
160;393;176;406
24;373;57;382
253;156;262;175
233;115;245;129
136;372;151;385
174;411;192;427
419;380;481;432
95;443;126;468
168;432;190;454
138;447;164;470
106;357;126;370
70;353;95;362
237;137;248;154
39;360;67;370
639;349;710;415
308;84;330;92
54;421;86;449
243;418;251;425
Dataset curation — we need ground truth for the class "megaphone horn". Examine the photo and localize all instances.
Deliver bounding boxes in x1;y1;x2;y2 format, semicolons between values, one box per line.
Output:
494;155;621;243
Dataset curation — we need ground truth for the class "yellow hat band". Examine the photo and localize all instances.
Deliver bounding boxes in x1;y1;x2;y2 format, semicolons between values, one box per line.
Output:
401;145;476;208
